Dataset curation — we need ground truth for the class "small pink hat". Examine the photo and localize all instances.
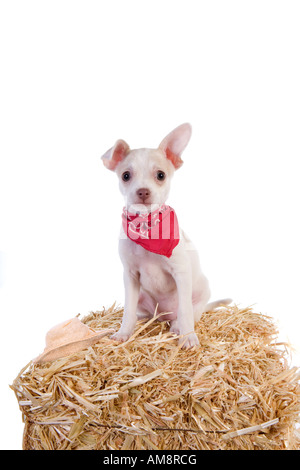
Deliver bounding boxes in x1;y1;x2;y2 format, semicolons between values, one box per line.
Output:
33;317;114;364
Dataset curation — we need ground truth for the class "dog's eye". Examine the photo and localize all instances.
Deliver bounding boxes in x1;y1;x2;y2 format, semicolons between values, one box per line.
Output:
156;171;166;181
122;171;131;182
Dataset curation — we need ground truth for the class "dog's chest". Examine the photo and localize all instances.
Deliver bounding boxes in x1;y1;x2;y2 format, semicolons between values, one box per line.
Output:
139;260;175;295
119;238;175;294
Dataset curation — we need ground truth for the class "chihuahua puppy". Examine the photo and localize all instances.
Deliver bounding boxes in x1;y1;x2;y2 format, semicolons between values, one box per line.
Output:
101;123;231;348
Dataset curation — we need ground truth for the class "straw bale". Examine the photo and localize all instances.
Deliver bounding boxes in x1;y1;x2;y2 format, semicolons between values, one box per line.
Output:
12;304;300;450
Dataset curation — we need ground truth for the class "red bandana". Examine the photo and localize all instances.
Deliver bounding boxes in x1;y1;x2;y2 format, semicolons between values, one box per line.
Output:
122;205;180;258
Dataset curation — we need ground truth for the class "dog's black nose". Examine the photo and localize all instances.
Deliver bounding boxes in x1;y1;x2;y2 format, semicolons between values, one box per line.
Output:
136;188;151;201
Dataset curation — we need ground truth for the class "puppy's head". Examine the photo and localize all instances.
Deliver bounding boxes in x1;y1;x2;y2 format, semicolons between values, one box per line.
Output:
101;123;192;212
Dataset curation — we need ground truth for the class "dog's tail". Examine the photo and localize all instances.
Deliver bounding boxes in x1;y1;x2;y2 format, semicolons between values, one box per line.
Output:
204;298;232;312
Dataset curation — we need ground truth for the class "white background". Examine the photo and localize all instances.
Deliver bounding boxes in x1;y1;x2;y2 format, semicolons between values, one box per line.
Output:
0;1;299;450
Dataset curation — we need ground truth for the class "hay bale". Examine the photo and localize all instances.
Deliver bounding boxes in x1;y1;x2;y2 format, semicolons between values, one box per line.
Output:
12;305;300;450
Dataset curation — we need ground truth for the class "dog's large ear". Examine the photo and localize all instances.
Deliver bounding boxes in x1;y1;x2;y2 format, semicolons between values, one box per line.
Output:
159;123;192;169
101;139;130;171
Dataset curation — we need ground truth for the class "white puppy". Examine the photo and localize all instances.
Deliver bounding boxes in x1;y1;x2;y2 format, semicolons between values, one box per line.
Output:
101;123;231;348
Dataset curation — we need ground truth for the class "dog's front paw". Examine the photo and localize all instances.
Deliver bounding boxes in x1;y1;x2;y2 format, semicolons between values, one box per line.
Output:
179;332;199;349
170;320;180;336
111;330;132;343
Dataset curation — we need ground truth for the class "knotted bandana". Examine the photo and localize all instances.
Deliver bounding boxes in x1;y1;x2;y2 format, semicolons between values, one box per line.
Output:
122;205;180;258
